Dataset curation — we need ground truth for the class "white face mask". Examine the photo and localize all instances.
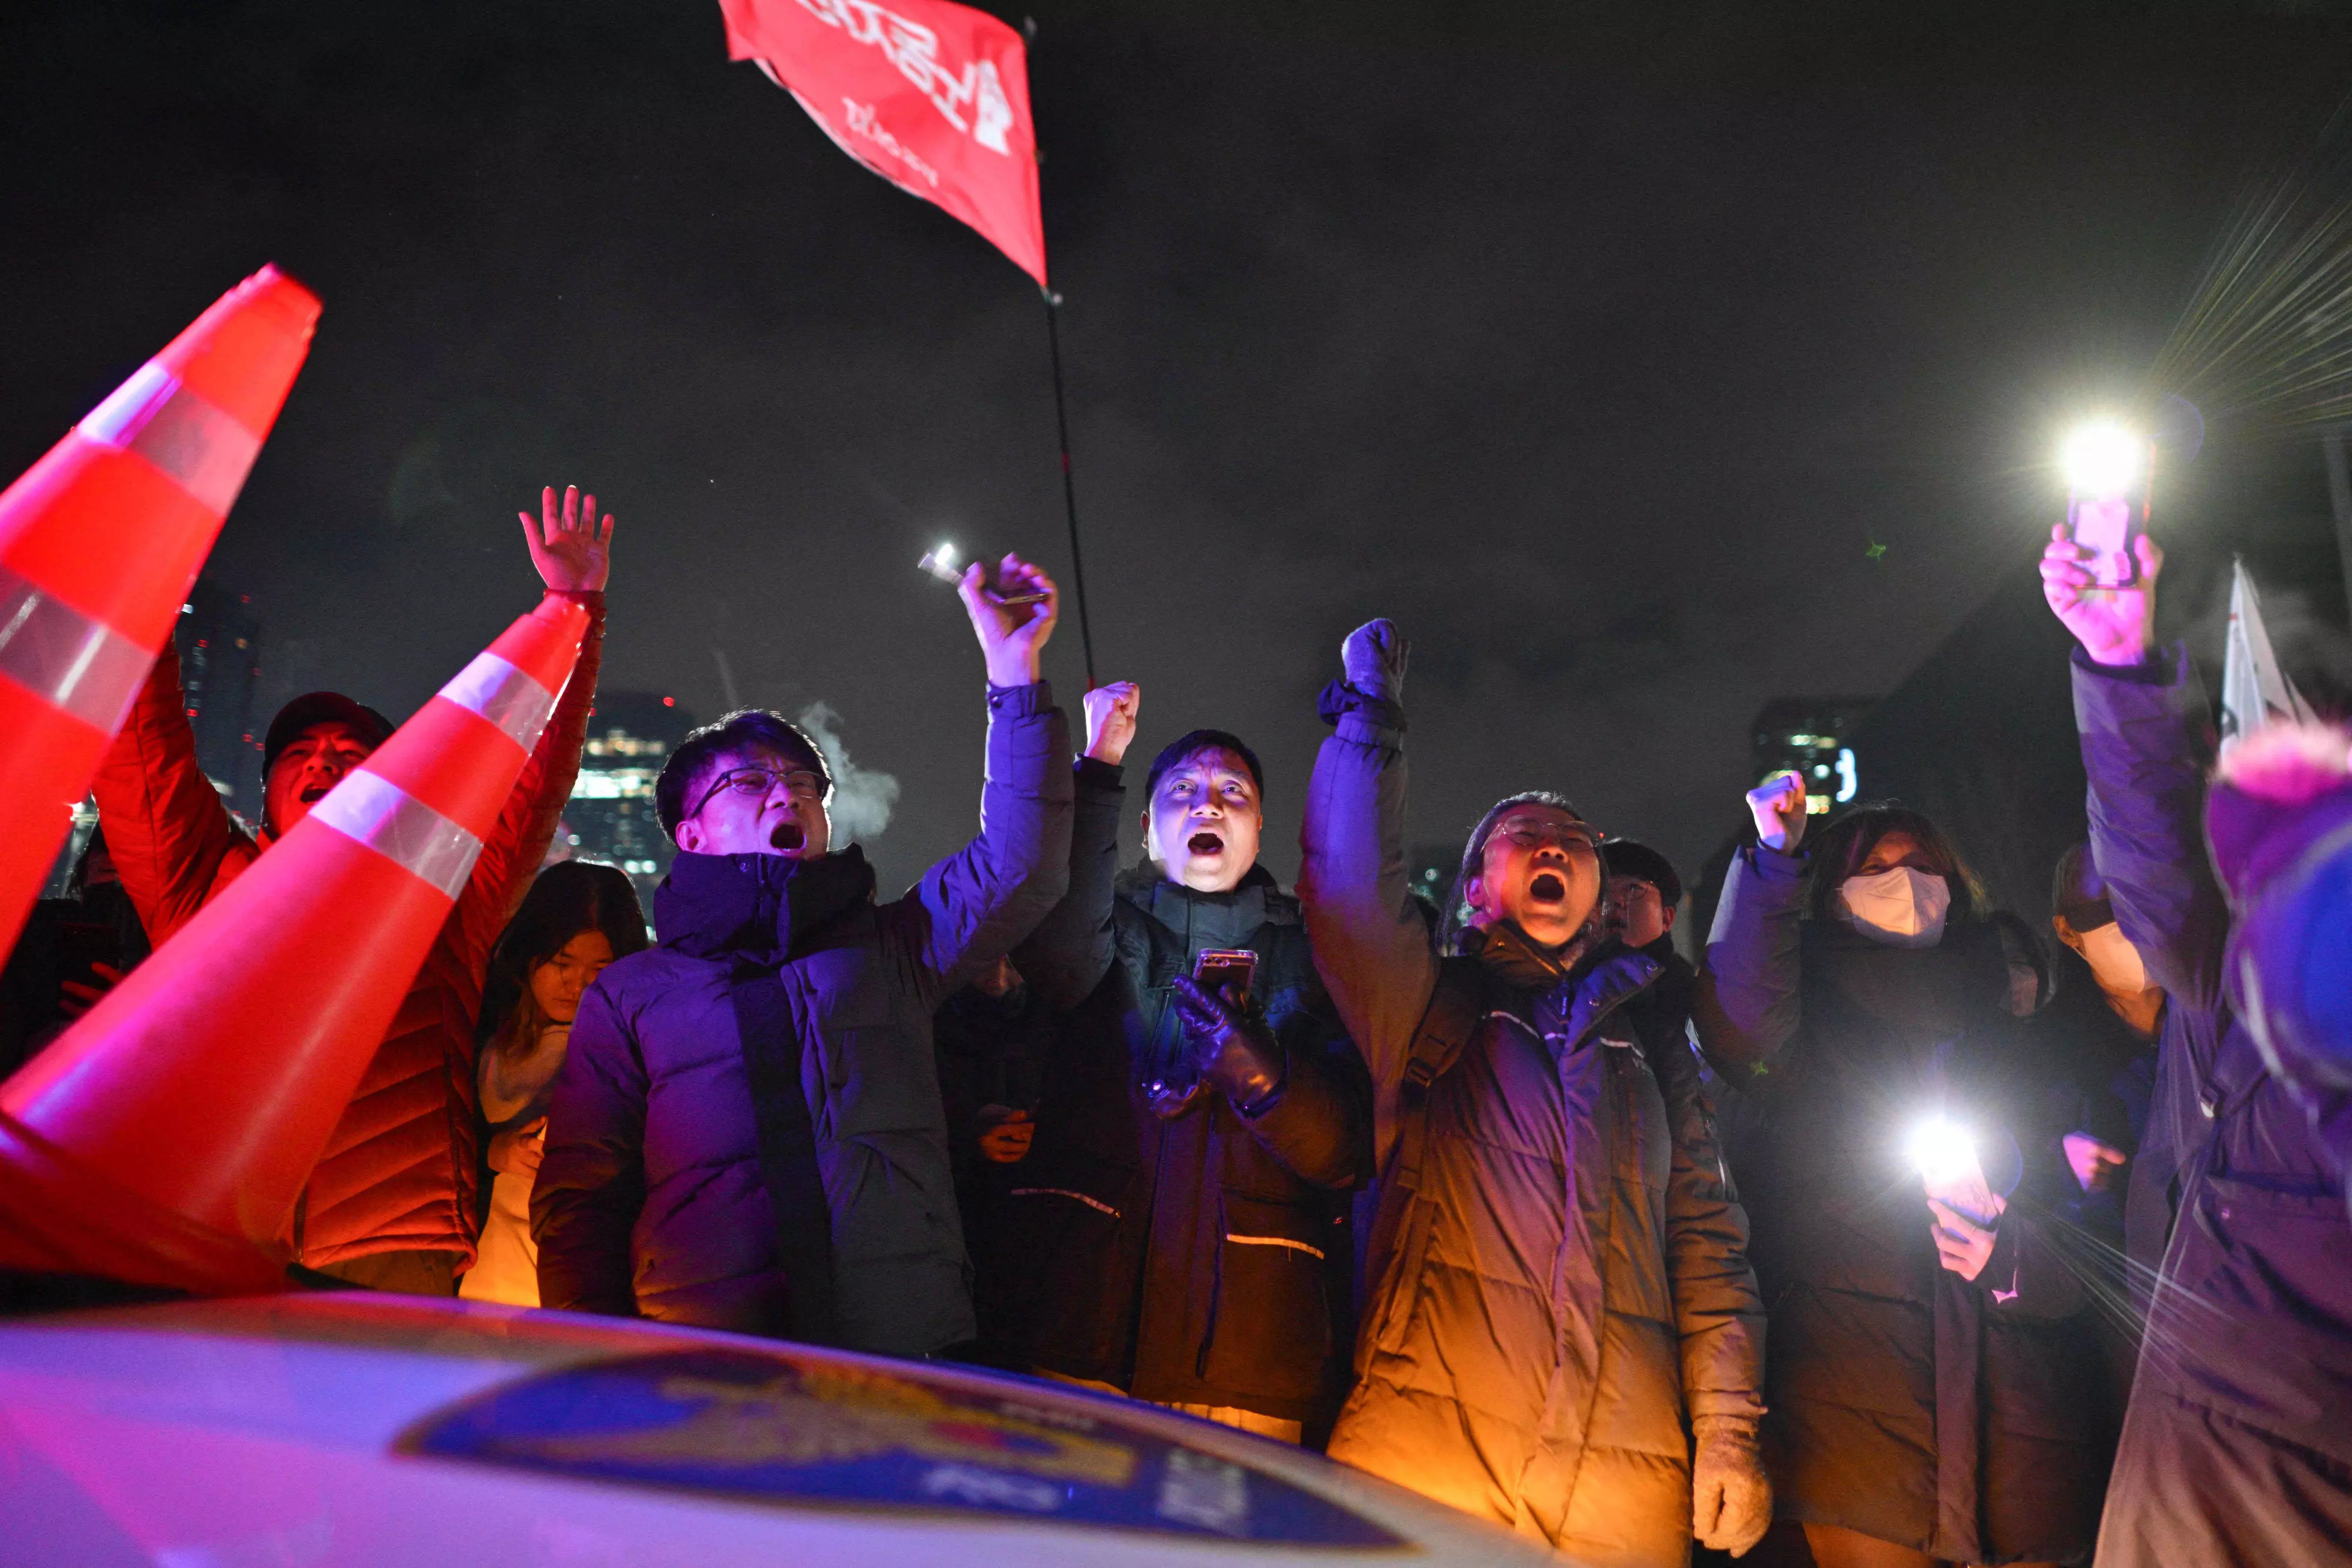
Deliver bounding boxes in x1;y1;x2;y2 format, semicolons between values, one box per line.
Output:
1836;866;1951;948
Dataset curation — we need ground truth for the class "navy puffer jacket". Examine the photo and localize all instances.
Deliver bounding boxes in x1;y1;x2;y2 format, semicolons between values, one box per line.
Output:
533;683;1071;1357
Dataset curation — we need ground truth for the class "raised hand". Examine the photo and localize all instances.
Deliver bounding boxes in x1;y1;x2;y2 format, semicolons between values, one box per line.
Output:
2041;522;2158;668
520;484;614;593
1083;681;1141;766
1746;769;1810;854
1342;618;1409;704
959;552;1058;687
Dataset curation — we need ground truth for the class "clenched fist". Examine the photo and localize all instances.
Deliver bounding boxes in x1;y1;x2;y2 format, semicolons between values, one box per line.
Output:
1342;618;1409;704
1746;770;1810;854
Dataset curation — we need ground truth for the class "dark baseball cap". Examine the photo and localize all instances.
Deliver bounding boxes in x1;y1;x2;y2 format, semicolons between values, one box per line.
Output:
263;692;394;779
1602;839;1684;909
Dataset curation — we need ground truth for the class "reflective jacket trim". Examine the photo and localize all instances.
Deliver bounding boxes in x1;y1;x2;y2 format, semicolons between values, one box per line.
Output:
1225;1233;1326;1261
1011;1186;1121;1219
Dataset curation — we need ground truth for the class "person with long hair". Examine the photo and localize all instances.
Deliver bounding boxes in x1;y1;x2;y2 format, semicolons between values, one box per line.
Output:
459;860;647;1307
1696;783;2109;1568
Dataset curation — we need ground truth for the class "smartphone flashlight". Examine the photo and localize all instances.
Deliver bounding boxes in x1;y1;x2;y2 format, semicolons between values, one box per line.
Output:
916;541;1049;606
2060;420;2152;589
1903;1115;1977;1185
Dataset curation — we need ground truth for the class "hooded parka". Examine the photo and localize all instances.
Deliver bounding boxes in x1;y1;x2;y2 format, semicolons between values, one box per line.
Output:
92;591;601;1272
989;758;1370;1426
533;680;1071;1358
2073;647;2352;1567
1297;696;1765;1567
1698;843;2117;1566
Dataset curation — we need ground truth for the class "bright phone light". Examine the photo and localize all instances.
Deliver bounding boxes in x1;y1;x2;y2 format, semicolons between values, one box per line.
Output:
1905;1116;1976;1183
915;542;963;585
2060;420;2146;498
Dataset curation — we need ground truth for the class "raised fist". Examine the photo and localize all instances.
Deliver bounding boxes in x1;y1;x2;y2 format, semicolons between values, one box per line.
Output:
1746;769;1810;854
1083;681;1141;767
1342;618;1409;704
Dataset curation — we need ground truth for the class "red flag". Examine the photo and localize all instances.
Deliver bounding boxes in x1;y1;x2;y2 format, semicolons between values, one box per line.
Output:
720;0;1047;286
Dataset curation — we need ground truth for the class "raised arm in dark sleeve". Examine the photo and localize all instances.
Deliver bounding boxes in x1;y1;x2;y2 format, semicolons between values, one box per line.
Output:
2072;644;2228;1013
533;980;645;1317
1297;699;1438;1171
1693;843;1809;1079
896;682;1074;1010
1011;757;1125;1013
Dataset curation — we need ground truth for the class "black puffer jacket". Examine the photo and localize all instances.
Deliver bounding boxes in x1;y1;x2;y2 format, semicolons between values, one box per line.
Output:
989;759;1370;1425
1699;848;2113;1566
533;682;1071;1357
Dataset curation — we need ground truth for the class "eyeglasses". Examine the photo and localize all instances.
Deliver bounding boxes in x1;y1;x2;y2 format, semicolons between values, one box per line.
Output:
686;765;825;822
1492;819;1603;855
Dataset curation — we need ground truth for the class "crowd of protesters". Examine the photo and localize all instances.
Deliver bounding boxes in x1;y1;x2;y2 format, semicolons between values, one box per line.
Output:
11;483;2352;1568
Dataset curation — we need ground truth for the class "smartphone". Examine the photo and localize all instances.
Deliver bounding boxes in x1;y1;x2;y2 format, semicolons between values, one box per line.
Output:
2066;471;2151;590
915;546;1047;606
1192;948;1257;1004
54;920;122;986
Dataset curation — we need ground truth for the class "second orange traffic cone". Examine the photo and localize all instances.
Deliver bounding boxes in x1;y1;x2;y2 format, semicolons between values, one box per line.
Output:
0;593;589;1293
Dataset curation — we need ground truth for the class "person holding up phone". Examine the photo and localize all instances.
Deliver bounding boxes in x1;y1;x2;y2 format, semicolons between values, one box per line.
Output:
990;682;1370;1444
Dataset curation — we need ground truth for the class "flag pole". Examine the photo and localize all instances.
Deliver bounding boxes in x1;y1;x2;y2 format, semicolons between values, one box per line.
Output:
1026;16;1095;690
1041;284;1097;689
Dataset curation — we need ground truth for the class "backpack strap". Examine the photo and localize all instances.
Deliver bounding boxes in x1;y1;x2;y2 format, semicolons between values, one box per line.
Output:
1388;954;1483;1194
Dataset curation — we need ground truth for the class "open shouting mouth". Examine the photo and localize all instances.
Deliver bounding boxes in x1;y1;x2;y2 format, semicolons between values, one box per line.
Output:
771;821;806;852
300;784;333;804
1188;831;1224;857
1528;872;1566;903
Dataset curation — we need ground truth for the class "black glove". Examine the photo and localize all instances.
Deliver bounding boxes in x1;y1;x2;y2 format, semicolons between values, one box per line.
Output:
1169;974;1286;1115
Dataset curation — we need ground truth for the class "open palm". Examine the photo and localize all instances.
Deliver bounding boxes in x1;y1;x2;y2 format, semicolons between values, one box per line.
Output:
520;484;614;593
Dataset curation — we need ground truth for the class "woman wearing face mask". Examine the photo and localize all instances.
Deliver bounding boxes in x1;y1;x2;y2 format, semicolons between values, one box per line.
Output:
459;860;647;1307
1695;779;2110;1568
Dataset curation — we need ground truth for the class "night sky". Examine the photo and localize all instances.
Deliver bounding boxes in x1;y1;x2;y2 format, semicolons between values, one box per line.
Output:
6;1;2352;891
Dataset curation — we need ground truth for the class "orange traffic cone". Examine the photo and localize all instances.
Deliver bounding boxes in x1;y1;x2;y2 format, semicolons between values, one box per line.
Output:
0;593;589;1294
0;265;319;956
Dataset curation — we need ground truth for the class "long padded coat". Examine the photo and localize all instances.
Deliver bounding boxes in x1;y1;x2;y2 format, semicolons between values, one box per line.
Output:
533;681;1071;1358
1297;696;1765;1567
93;591;600;1270
1698;849;2114;1566
2074;647;2352;1567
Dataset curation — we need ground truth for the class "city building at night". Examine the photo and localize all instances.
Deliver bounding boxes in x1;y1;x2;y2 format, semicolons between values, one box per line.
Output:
560;690;696;906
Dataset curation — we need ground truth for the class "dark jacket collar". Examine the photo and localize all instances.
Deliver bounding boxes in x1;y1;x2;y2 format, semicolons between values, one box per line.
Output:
1116;861;1291;947
656;847;878;965
1462;923;1660;1046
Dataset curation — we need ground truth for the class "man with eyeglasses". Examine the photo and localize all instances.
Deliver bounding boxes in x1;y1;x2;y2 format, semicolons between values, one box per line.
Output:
534;554;1073;1361
1297;619;1770;1564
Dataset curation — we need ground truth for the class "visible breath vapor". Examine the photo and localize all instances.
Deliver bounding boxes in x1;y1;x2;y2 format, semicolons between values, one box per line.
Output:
796;701;901;846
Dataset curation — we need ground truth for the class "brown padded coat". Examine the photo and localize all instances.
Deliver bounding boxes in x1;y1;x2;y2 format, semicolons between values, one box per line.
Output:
92;590;601;1269
1297;701;1765;1567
